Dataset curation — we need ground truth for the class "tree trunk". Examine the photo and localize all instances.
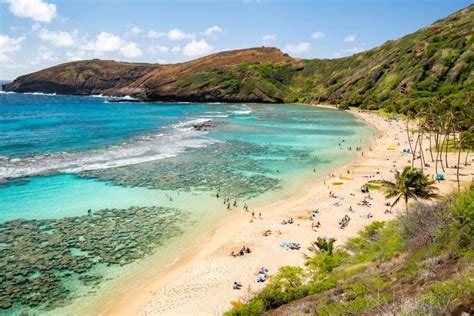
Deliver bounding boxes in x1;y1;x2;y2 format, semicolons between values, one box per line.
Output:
434;131;440;176
439;131;447;173
429;132;434;162
445;133;450;168
405;195;409;214
457;140;462;192
406;119;414;157
419;132;426;171
412;132;420;168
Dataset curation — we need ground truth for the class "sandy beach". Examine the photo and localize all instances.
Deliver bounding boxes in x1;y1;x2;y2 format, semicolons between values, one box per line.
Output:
98;107;473;316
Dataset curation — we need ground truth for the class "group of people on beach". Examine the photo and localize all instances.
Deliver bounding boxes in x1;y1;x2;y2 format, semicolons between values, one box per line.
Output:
231;246;251;257
280;217;294;225
339;215;351;229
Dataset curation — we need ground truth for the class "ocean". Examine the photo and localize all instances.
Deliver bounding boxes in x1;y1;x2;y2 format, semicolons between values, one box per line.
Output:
0;92;374;314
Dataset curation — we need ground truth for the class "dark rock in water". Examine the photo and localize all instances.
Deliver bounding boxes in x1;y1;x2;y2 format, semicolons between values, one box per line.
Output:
191;120;225;131
0;206;188;312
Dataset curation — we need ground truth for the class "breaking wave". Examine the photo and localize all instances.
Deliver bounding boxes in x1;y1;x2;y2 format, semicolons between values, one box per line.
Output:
0;118;219;179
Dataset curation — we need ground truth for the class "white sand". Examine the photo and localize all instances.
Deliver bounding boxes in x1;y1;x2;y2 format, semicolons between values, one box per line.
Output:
97;108;472;316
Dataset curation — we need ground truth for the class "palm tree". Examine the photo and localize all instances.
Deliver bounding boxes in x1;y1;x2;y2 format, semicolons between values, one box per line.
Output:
381;166;439;213
306;237;336;258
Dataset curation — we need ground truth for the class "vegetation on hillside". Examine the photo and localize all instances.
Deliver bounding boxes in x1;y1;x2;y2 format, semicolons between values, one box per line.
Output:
225;183;474;315
176;5;473;111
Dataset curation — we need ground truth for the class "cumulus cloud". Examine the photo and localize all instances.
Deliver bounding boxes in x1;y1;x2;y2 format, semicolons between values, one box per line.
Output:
84;32;122;51
131;26;142;35
0;34;26;63
5;0;57;23
283;42;311;54
38;28;75;47
30;45;58;64
262;34;276;45
83;32;142;58
147;30;165;38
147;44;169;54
344;34;356;42
147;28;195;41
203;25;223;37
120;42;142;57
167;28;195;41
182;39;212;56
171;46;181;53
311;31;325;39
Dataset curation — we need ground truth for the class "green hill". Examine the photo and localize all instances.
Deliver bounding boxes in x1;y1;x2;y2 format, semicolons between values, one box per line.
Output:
175;4;473;112
4;5;473;113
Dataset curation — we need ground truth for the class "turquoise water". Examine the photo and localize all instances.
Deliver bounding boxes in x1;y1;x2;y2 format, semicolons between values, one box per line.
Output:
0;93;374;314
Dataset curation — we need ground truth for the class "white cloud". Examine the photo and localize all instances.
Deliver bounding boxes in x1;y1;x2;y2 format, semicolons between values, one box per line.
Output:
171;46;181;53
120;42;142;58
283;42;311;54
182;39;212;56
0;34;26;63
83;32;142;58
66;50;87;61
30;45;58;64
147;44;169;54
262;34;276;44
38;28;75;47
311;31;325;39
203;25;223;37
84;32;123;52
168;28;195;41
131;26;142;34
147;28;195;41
344;34;356;42
5;0;57;23
332;46;364;58
147;30;164;38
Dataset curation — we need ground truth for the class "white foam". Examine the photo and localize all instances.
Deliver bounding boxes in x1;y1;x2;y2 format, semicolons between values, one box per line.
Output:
23;92;57;96
232;110;252;115
0;91;16;94
0;118;219;179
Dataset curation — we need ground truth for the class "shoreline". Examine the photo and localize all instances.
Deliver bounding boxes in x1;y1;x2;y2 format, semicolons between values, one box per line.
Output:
99;106;471;315
96;106;381;315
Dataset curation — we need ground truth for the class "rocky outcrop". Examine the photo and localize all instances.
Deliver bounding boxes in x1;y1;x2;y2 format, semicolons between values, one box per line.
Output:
3;47;293;102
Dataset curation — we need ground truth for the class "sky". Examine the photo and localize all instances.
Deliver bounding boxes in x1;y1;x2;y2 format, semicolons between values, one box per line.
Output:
0;0;472;80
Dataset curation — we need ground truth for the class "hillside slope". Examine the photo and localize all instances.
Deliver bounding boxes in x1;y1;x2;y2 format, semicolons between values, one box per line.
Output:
4;47;293;102
4;5;473;108
226;186;474;316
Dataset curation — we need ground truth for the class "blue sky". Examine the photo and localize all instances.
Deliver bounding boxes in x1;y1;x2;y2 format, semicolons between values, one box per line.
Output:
0;0;471;79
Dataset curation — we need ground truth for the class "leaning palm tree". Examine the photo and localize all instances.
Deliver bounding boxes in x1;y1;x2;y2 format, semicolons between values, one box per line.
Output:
381;166;439;213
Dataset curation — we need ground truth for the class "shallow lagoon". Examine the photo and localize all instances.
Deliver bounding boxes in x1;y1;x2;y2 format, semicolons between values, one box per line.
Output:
0;95;374;314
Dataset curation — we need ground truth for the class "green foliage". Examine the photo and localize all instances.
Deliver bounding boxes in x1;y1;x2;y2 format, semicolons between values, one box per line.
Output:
173;5;473;111
306;251;349;276
345;221;405;263
225;187;474;315
224;299;265;316
256;266;307;309
381;166;439;212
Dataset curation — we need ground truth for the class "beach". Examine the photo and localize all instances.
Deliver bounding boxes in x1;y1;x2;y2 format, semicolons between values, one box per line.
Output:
96;107;472;316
